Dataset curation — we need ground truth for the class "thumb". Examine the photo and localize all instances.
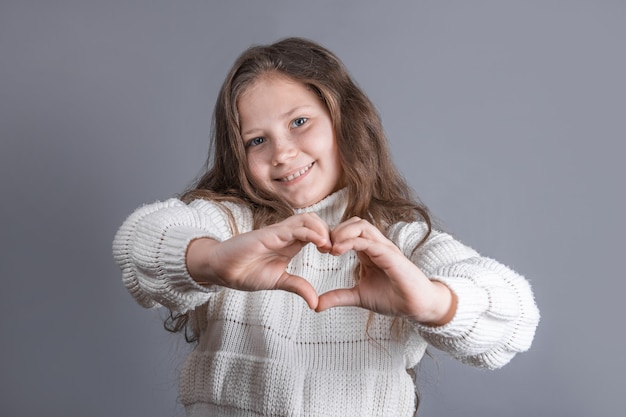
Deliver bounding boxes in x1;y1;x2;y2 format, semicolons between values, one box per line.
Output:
315;288;361;312
276;272;320;310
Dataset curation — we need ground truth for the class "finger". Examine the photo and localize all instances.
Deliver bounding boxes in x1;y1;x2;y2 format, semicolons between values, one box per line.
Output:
331;218;382;248
315;288;361;312
294;213;331;237
337;216;363;226
331;236;384;257
282;213;332;251
330;216;364;236
331;236;367;255
276;272;320;310
291;226;332;252
332;236;401;272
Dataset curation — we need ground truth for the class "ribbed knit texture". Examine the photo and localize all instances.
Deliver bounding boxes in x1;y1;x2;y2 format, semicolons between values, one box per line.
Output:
113;189;539;416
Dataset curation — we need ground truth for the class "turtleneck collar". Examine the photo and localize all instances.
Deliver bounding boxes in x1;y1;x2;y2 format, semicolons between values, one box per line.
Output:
293;188;348;227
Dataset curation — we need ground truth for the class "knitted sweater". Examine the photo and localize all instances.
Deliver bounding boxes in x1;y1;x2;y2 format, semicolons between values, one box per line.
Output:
113;189;539;417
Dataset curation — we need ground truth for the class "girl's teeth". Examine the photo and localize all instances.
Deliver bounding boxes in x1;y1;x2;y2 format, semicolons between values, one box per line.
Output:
281;164;312;181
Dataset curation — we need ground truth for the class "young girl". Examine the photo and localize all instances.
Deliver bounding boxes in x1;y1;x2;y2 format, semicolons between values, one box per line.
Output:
113;37;539;417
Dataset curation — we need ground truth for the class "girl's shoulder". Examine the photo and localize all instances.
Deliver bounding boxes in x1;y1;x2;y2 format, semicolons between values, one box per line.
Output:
187;197;253;233
387;220;472;261
386;220;431;248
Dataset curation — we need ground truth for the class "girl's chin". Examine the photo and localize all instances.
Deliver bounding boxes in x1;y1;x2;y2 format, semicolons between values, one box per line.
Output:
285;191;333;209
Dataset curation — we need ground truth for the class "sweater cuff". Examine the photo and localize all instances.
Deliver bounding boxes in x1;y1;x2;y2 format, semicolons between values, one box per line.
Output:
410;276;489;339
131;223;224;313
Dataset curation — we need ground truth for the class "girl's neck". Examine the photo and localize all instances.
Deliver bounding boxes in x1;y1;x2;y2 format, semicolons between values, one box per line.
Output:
293;188;348;227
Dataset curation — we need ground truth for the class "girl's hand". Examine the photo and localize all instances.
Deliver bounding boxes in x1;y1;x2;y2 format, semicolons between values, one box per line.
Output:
186;213;332;310
316;217;457;326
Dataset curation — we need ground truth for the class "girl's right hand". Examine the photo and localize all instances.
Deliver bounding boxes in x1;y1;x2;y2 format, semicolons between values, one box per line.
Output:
185;213;332;310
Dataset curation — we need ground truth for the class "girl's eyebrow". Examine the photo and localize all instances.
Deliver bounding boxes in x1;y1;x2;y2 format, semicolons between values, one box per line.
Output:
280;105;314;119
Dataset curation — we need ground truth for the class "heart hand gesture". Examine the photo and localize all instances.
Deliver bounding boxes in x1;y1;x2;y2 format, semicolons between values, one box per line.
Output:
316;217;456;325
187;214;455;325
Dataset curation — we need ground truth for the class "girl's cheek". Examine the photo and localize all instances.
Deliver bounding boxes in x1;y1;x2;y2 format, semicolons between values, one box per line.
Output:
247;158;266;182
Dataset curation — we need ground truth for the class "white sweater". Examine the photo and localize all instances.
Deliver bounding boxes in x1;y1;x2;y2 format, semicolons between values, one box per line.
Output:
113;189;539;417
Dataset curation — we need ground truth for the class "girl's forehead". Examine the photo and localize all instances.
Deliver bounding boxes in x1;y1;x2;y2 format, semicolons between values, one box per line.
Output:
241;73;299;96
237;75;314;114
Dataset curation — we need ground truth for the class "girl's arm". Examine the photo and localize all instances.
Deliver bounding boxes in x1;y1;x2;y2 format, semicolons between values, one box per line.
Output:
112;198;236;313
316;217;460;325
113;199;332;312
184;213;333;309
316;218;539;370
392;221;540;369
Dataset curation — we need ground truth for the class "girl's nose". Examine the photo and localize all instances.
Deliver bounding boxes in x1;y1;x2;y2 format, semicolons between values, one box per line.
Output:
271;138;298;166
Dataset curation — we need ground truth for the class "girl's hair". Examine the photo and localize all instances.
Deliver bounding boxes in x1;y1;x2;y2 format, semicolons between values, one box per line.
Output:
165;37;432;341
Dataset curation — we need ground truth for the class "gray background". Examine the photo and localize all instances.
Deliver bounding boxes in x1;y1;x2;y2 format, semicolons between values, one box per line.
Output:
1;1;624;416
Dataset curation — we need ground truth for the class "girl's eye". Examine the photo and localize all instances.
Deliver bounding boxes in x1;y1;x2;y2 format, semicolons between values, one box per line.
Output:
247;137;266;147
291;117;308;128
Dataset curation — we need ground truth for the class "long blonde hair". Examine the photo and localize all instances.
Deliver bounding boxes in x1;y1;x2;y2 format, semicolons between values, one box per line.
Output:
166;37;432;341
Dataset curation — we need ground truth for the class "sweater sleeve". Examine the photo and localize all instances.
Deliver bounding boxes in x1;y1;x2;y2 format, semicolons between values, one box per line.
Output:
388;222;540;370
112;198;246;313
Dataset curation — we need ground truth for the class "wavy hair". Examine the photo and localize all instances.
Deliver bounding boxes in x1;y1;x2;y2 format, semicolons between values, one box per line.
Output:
165;37;432;342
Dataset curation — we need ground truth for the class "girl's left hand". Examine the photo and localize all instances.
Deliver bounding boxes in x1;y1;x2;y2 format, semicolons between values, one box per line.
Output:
316;217;457;326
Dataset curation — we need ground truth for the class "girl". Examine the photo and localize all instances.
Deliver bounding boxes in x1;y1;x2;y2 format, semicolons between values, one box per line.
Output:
113;37;539;417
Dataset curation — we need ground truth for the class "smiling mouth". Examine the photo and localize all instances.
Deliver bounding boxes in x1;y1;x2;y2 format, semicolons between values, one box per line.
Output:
277;162;314;182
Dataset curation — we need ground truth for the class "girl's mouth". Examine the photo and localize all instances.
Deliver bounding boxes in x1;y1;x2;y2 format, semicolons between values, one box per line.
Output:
277;162;314;182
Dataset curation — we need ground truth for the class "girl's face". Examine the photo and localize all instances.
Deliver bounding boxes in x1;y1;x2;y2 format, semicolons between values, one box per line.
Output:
238;75;343;208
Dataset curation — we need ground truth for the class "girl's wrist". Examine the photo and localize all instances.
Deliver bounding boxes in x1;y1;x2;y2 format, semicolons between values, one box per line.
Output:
185;237;220;286
418;281;457;327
